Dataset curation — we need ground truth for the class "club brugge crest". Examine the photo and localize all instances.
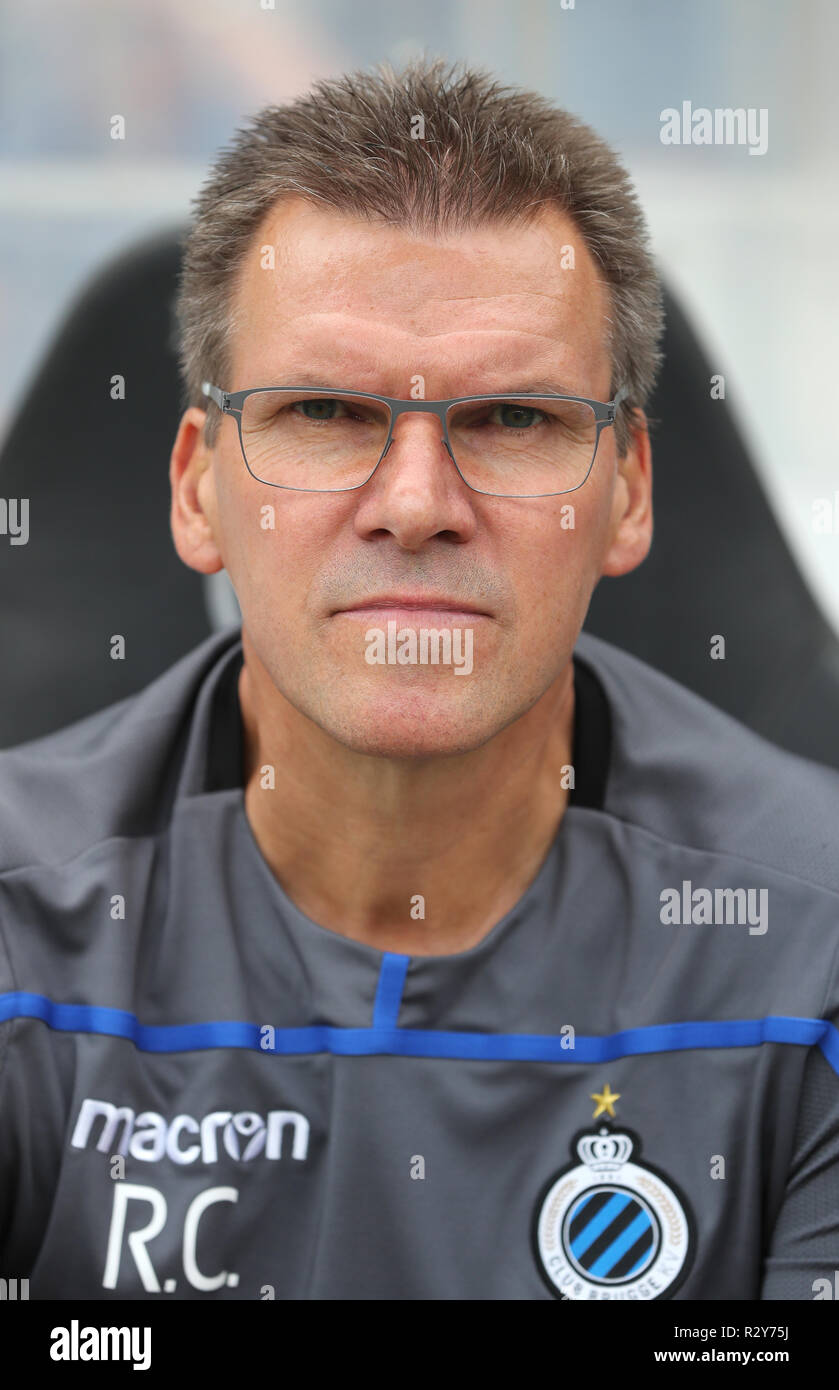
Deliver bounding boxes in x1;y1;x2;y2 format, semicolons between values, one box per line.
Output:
533;1123;695;1300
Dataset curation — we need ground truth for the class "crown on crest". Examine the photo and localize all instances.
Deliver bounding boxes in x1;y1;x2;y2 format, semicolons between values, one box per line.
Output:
577;1128;634;1172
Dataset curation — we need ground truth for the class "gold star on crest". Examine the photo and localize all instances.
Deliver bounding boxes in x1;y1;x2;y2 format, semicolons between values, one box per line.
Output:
591;1083;620;1119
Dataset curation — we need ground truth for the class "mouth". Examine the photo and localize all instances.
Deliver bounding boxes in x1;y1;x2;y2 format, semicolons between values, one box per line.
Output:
333;596;492;624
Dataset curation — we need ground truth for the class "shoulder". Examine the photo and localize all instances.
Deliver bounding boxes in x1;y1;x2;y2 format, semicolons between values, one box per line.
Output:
575;630;839;896
0;627;242;875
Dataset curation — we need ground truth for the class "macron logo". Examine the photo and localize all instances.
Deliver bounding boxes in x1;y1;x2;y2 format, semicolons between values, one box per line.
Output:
70;1097;310;1164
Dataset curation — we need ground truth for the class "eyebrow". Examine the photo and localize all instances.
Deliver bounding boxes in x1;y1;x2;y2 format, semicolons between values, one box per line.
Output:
250;377;590;398
493;382;585;397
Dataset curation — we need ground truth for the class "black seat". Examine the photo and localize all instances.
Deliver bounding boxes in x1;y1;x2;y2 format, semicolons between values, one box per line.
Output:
0;227;212;748
1;227;838;766
585;292;839;768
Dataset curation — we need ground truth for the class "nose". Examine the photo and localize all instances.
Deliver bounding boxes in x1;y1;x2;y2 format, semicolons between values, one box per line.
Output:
351;411;478;551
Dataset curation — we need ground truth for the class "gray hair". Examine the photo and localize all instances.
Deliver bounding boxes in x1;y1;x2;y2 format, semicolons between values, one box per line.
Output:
174;57;663;456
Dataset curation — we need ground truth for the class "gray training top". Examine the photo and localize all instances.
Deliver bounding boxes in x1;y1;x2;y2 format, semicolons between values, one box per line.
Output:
1;626;838;1301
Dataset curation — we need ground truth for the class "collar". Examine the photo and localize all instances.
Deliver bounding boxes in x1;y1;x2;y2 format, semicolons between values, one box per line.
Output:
204;644;611;811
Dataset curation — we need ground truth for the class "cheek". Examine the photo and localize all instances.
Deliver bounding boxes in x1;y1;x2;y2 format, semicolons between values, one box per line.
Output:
219;482;343;621
506;498;607;646
507;503;586;597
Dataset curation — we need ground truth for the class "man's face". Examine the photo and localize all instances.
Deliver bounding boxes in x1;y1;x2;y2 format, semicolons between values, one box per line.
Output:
173;196;651;757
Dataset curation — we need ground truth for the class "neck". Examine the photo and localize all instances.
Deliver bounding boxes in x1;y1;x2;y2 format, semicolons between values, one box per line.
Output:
237;638;576;957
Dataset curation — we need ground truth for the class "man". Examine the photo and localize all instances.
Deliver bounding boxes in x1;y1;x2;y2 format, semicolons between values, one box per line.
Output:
1;58;838;1302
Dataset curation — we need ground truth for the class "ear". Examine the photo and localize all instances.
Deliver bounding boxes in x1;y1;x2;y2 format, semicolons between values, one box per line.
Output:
169;407;224;575
599;409;653;578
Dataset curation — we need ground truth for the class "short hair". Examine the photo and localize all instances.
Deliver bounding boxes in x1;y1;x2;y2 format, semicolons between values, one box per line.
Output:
174;57;663;456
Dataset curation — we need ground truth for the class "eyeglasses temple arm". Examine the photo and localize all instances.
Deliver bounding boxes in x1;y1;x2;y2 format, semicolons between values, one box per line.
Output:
201;381;228;411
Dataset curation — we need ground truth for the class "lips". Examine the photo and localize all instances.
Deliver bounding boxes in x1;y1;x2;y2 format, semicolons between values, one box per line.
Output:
334;595;490;618
334;597;491;625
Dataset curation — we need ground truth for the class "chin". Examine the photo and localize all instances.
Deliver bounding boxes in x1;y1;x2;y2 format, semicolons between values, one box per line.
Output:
314;684;503;760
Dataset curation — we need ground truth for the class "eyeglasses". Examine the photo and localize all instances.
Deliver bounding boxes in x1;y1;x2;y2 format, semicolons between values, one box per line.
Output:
201;382;629;498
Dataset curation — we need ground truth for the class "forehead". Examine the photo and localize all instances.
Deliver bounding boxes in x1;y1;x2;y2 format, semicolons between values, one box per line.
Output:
227;194;612;393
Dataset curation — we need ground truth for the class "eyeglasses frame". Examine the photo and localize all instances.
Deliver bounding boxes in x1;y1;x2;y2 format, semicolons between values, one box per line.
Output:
201;381;630;498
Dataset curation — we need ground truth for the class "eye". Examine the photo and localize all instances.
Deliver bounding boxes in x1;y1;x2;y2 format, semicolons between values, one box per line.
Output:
489;403;544;429
292;398;351;421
